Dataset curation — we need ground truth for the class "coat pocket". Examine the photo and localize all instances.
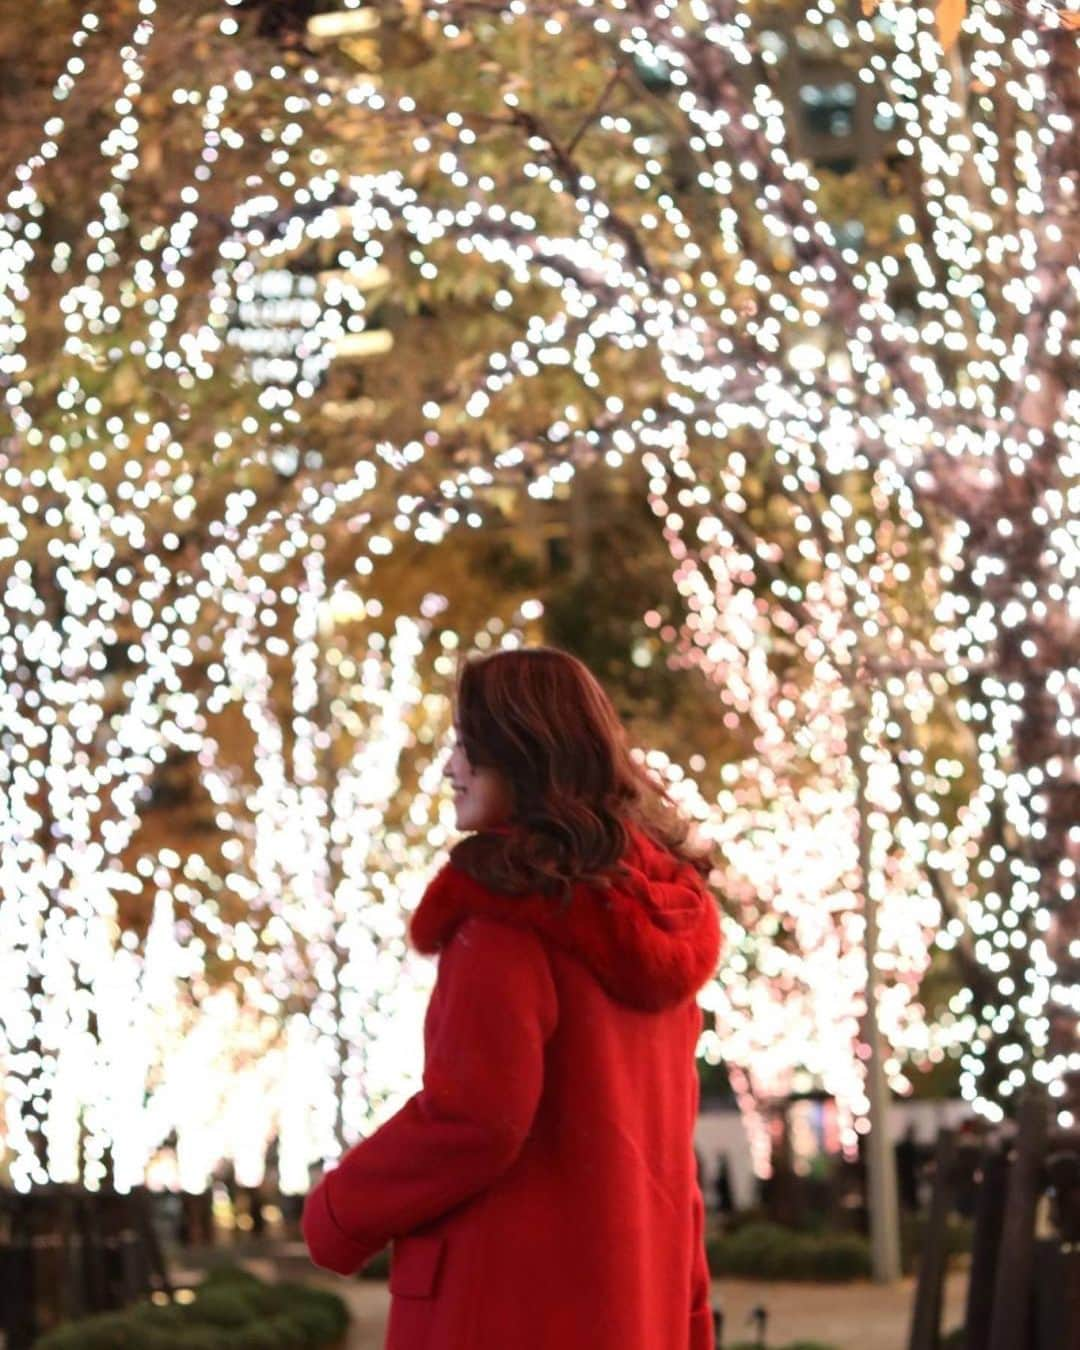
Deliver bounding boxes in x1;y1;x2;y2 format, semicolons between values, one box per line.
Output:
389;1232;446;1299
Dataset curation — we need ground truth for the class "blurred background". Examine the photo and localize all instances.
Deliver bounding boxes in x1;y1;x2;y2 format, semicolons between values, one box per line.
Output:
0;1;1077;1347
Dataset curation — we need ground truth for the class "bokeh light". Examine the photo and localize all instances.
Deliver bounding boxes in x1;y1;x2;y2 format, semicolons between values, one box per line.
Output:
0;0;1075;1189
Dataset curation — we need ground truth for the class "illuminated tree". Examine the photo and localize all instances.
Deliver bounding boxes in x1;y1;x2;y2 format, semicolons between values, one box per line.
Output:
165;578;547;1192
195;569;450;1184
0;0;396;1187
2;0;1076;1195
287;0;1077;1126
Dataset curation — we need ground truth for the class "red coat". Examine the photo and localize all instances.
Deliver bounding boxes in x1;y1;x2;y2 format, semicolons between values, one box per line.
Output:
303;827;721;1350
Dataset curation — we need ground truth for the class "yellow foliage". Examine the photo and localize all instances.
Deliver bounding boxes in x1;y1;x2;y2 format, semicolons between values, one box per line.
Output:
860;0;968;50
936;0;966;50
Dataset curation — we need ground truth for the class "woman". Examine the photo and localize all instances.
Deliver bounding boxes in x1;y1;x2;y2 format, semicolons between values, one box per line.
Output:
303;646;721;1350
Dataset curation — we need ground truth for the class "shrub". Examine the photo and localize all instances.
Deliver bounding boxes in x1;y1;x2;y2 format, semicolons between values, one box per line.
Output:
186;1286;264;1328
728;1343;840;1350
30;1314;171;1350
802;1231;873;1281
899;1213;974;1274
35;1267;348;1350
705;1221;872;1282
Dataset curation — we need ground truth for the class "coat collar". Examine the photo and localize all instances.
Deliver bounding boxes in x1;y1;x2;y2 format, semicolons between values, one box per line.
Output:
409;827;721;1012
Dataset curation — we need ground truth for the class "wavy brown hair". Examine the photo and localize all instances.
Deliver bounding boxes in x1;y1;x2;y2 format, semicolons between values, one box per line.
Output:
449;646;712;900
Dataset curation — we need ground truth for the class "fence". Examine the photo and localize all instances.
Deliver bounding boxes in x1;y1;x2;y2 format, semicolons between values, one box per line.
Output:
908;1095;1080;1350
0;1185;172;1348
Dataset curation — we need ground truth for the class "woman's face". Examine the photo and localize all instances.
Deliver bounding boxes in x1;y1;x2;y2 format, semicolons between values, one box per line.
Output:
446;723;513;832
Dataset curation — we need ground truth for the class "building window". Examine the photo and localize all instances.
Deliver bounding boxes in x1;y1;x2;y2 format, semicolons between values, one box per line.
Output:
799;81;857;140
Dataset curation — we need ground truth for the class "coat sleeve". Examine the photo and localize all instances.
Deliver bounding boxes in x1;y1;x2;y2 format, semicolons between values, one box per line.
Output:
302;915;558;1276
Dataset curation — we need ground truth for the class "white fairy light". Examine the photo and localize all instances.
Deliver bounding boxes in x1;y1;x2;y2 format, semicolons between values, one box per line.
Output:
1;0;1074;1188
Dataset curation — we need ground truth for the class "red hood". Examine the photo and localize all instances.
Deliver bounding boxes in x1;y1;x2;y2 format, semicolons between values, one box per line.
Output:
409;827;721;1012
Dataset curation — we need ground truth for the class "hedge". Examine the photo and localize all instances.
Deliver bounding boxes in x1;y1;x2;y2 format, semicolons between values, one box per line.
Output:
705;1221;873;1281
348;1210;978;1284
900;1212;974;1274
35;1265;349;1350
362;1222;873;1286
729;1344;839;1350
356;1217;972;1285
362;1221;872;1286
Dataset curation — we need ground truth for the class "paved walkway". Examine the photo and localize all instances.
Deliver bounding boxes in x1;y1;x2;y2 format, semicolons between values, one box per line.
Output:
317;1271;969;1350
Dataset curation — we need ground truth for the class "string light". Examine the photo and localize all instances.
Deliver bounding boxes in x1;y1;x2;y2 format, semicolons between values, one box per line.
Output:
1;0;1075;1189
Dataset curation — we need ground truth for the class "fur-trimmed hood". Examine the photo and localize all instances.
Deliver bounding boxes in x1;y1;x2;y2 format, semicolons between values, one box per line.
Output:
409;827;721;1012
